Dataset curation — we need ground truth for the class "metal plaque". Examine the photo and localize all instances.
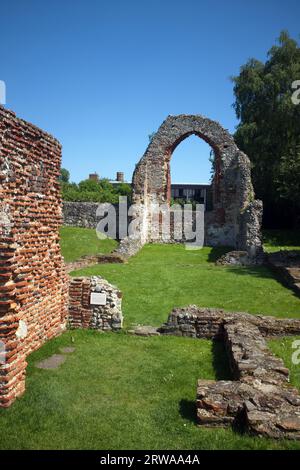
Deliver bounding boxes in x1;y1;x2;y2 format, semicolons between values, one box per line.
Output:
90;292;107;305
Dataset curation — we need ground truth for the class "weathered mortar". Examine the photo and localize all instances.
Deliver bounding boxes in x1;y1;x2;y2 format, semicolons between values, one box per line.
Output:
68;276;123;331
0;106;68;407
63;201;132;240
130;114;263;260
159;305;300;338
63;202;102;229
160;305;300;439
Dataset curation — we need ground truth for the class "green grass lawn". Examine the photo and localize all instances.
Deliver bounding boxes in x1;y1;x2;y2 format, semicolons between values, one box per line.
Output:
1;330;300;450
1;228;300;450
72;243;300;327
269;336;300;388
60;226;117;262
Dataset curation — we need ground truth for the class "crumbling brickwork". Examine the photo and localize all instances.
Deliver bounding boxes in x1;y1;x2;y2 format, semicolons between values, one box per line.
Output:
68;276;123;331
0;106;68;407
131;115;263;260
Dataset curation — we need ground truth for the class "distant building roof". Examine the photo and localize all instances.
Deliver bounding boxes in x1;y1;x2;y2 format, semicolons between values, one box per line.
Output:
109;180;130;185
171;183;211;187
109;181;211;187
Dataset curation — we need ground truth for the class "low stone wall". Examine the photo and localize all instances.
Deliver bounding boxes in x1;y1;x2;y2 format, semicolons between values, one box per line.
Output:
159;305;300;338
224;320;289;384
267;250;300;296
63;201;132;240
197;318;300;439
63;202;101;228
216;250;265;266
197;378;300;439
65;253;126;273
160;305;300;439
68;276;123;331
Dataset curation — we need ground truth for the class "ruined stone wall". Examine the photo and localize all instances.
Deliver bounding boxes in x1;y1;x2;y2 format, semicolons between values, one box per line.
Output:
68;276;123;331
197;319;300;439
160;305;300;338
63;201;101;228
63;201;132;241
160;305;300;439
0;106;68;407
132;115;263;260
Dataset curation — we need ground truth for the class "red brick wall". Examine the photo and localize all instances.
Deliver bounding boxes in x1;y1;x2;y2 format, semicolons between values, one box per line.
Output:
0;106;68;407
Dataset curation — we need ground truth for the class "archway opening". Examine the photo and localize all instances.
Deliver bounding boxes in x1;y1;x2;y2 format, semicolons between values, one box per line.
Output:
169;134;214;211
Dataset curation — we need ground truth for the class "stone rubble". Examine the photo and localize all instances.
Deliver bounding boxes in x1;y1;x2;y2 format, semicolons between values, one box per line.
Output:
68;276;123;331
113;235;143;260
160;305;300;440
128;325;161;337
65;252;126;273
216;250;265;266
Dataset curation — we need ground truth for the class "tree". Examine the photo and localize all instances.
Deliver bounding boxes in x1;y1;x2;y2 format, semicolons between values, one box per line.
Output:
232;31;300;227
114;182;132;199
59;168;70;183
276;144;300;226
61;175;132;203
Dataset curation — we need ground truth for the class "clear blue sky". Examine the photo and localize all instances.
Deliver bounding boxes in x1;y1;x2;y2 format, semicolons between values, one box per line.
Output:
1;0;299;183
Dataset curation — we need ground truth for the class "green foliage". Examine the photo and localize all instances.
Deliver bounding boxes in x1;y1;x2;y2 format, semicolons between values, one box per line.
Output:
59;168;70;183
62;176;132;203
232;31;300;227
170;198;200;209
263;228;300;252
113;182;132;198
276;143;300;209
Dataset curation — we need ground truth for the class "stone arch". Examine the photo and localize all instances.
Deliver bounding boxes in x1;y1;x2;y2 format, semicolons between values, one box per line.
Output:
131;114;263;258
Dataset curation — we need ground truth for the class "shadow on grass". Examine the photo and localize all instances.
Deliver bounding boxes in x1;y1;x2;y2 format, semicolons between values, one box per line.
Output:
224;265;275;279
179;339;233;425
263;229;300;248
207;246;233;263
179;399;197;424
224;262;300;301
212;340;233;380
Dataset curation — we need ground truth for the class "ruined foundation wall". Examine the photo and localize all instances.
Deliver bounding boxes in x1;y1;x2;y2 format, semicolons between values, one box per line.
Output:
0;106;68;407
160;305;300;338
159;304;300;439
